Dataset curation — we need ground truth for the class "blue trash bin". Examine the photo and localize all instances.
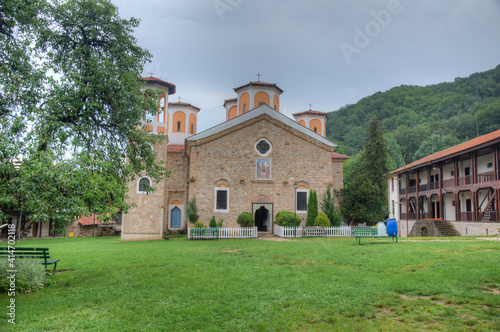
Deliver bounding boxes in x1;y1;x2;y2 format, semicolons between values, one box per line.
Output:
386;219;398;236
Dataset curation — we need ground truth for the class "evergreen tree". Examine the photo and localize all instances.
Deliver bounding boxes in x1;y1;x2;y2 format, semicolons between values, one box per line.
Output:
341;116;389;224
320;186;342;226
306;189;318;226
209;216;217;228
186;196;199;225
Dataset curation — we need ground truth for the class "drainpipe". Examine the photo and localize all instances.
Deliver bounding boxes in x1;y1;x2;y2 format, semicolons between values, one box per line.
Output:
184;149;190;234
429;161;443;221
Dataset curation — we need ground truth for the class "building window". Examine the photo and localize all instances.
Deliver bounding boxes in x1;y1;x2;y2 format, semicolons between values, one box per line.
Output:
487;162;493;168
465;199;472;212
137;177;152;194
255;139;271;155
464;167;470;176
191;123;194;134
243;103;247;113
177;121;181;132
214;187;229;212
296;189;309;212
314;127;317;133
391;178;394;192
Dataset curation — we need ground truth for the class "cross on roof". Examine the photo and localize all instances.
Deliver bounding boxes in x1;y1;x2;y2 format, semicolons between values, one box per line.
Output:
257;72;262;82
148;70;155;77
178;96;182;102
309;103;313;110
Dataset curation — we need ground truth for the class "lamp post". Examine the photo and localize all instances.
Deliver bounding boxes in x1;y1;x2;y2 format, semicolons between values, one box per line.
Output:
294;182;298;237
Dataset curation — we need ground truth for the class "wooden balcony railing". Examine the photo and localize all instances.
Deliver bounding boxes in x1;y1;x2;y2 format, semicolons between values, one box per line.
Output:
457;212;473;222
457;175;473;186
443;179;454;188
477;171;494;183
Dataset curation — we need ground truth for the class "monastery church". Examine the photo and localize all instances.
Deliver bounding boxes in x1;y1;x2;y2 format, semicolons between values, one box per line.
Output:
121;76;348;241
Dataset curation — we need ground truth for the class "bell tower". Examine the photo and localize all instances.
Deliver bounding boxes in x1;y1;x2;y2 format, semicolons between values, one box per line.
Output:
293;107;328;137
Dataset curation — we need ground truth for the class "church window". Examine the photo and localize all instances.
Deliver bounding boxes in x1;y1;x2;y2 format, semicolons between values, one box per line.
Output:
314;127;317;133
137;177;152;194
177;121;181;132
243;103;247;113
296;189;309;212
214;187;229;212
191;123;194;134
259;102;265;106
255;139;271;155
158;95;166;123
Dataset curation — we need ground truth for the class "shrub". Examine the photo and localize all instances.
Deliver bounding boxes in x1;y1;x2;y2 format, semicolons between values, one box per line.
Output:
217;218;224;228
0;259;48;294
236;212;254;227
274;211;301;227
306;189;318;226
192;221;206;228
209;216;217;228
186;196;199;224
314;212;331;227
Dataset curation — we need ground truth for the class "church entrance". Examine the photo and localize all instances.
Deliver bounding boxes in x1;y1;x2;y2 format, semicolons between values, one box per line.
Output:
252;203;273;233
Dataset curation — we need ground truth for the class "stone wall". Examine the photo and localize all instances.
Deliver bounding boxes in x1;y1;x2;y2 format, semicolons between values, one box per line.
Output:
452;222;500;236
186;116;343;229
121;138;168;241
164;151;187;232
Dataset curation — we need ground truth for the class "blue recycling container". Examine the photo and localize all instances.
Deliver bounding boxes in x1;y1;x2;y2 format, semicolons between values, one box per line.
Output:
386;219;398;236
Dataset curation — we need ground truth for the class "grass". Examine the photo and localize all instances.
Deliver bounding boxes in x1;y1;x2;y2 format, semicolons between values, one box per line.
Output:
1;235;499;331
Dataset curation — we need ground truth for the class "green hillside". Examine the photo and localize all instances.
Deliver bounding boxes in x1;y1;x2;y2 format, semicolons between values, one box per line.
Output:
326;65;500;168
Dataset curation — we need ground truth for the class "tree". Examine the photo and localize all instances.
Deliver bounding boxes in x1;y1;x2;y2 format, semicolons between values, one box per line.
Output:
0;0;167;227
186;196;199;225
341;116;389;224
320;185;342;226
314;212;331;227
209;216;217;228
306;189;318;226
413;134;461;161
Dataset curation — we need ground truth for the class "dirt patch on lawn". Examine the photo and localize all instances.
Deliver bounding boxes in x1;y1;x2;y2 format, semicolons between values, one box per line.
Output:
478;237;500;241
400;294;450;307
259;237;294;242
482;287;500;295
221;249;240;252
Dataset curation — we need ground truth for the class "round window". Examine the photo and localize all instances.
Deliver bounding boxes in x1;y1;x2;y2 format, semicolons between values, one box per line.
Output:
255;139;271;155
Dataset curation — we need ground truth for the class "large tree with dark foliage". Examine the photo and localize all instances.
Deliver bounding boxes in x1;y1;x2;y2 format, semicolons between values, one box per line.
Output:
0;0;167;229
341;116;389;225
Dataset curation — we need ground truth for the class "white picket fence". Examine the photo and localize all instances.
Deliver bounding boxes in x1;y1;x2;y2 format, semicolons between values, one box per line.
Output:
274;225;352;238
188;227;258;240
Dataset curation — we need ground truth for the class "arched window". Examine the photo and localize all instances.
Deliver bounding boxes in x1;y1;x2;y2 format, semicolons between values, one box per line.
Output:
243;103;247;113
137;177;151;194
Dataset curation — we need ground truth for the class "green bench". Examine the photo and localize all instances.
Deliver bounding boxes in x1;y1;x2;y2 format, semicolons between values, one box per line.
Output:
0;247;60;273
353;227;398;245
190;228;219;240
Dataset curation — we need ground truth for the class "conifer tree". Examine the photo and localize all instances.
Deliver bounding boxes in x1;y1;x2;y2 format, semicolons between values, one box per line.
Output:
186;196;199;225
341;116;389;224
306;189;318;226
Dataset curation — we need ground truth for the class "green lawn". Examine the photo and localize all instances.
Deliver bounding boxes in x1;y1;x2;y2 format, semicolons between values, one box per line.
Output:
1;235;499;331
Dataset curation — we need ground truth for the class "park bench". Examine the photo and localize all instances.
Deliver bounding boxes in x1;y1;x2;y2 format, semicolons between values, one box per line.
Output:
0;247;60;273
189;228;219;240
353;227;398;244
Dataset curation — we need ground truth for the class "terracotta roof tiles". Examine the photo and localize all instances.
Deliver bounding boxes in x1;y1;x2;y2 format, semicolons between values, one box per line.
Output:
140;76;176;95
167;145;185;152
391;129;500;174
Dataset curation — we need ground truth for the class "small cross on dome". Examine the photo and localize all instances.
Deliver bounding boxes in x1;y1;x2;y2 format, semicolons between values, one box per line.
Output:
256;72;262;82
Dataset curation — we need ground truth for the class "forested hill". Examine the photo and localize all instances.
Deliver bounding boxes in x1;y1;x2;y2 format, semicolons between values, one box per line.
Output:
326;65;500;167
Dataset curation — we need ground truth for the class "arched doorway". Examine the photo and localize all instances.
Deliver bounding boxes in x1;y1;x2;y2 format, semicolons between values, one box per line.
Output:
170;207;181;229
252;203;273;232
255;206;269;232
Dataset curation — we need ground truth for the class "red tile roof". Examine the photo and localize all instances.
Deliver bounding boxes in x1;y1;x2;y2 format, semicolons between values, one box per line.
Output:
332;152;349;159
392;129;500;174
224;98;237;107
78;214;106;226
167;144;185;152
168;102;201;111
234;81;284;94
140;76;176;94
293;110;328;118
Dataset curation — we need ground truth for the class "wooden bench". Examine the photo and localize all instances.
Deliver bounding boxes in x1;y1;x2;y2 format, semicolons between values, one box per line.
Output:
190;228;219;240
353;227;398;245
0;247;60;273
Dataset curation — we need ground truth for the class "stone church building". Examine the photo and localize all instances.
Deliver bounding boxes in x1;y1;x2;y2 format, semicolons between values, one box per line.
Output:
121;77;348;241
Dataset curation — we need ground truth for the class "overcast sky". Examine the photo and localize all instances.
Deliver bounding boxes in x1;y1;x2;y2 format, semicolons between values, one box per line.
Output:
112;0;500;132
